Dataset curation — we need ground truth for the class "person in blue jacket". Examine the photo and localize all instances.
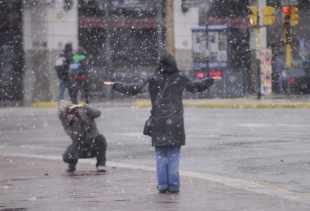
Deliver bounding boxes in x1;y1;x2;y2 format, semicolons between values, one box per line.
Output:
69;46;90;104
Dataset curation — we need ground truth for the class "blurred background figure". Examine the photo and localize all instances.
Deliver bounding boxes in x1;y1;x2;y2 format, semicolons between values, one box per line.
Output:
272;50;284;94
68;46;90;104
55;43;73;102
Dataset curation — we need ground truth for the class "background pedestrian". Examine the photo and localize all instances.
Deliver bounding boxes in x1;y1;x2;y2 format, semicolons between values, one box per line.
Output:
68;46;90;104
55;43;73;102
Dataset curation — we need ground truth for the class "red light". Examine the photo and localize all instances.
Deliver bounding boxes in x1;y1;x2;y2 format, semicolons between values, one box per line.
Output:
196;72;204;79
283;6;291;15
209;71;221;77
290;77;295;84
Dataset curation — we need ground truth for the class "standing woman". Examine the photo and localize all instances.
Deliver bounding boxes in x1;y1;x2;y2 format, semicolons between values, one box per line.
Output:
104;53;221;193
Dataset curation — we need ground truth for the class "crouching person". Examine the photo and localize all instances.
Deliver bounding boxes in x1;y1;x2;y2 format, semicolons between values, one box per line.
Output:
58;101;107;172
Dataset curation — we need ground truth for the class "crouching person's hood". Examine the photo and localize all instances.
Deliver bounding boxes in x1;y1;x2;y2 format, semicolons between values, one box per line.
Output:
57;100;71;119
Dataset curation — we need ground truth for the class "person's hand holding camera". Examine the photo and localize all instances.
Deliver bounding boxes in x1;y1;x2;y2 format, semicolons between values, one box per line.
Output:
68;104;83;112
67;104;83;121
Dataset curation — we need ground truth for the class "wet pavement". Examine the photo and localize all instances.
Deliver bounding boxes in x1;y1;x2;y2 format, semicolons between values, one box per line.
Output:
1;96;310;210
1;155;310;211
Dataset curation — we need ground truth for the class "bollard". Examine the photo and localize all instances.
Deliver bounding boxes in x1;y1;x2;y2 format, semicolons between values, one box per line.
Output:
257;59;261;100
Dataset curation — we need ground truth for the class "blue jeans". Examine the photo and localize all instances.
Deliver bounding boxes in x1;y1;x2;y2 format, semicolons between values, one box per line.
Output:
58;78;69;101
155;146;181;192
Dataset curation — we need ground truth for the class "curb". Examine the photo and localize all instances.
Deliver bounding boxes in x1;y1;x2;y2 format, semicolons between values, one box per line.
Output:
134;100;310;109
31;101;86;108
30;100;310;109
32;102;58;108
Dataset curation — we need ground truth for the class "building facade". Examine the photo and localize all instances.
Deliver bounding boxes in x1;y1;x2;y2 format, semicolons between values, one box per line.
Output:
21;0;201;104
23;0;78;105
2;0;310;104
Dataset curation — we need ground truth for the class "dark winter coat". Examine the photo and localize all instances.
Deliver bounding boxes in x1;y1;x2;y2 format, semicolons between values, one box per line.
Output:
112;54;214;147
58;43;73;80
59;104;101;144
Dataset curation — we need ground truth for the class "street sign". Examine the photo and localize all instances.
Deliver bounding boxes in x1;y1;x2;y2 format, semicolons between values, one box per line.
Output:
281;0;298;6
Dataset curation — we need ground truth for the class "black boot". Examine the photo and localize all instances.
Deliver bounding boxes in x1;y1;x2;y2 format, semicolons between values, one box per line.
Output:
67;164;76;172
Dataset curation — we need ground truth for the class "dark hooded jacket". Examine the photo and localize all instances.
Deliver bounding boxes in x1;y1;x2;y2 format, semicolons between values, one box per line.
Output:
59;103;101;144
112;53;214;147
58;43;73;80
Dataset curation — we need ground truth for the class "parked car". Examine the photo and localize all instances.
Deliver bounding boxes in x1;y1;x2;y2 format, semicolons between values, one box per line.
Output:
302;60;310;93
281;67;308;94
187;68;222;98
186;67;222;79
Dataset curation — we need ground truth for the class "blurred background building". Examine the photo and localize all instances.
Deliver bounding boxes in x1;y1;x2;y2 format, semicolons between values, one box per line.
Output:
0;0;310;104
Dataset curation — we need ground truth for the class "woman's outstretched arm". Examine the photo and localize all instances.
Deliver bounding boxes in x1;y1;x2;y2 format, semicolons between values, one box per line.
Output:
103;79;147;96
185;76;222;93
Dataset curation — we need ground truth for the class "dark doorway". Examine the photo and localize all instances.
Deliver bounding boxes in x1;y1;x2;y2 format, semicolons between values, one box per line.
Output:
0;0;23;101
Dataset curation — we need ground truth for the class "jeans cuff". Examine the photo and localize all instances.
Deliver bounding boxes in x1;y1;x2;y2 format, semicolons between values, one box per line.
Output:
157;185;168;191
168;187;180;192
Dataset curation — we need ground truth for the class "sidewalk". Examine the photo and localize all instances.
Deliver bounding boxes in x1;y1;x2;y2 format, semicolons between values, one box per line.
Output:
1;155;310;211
